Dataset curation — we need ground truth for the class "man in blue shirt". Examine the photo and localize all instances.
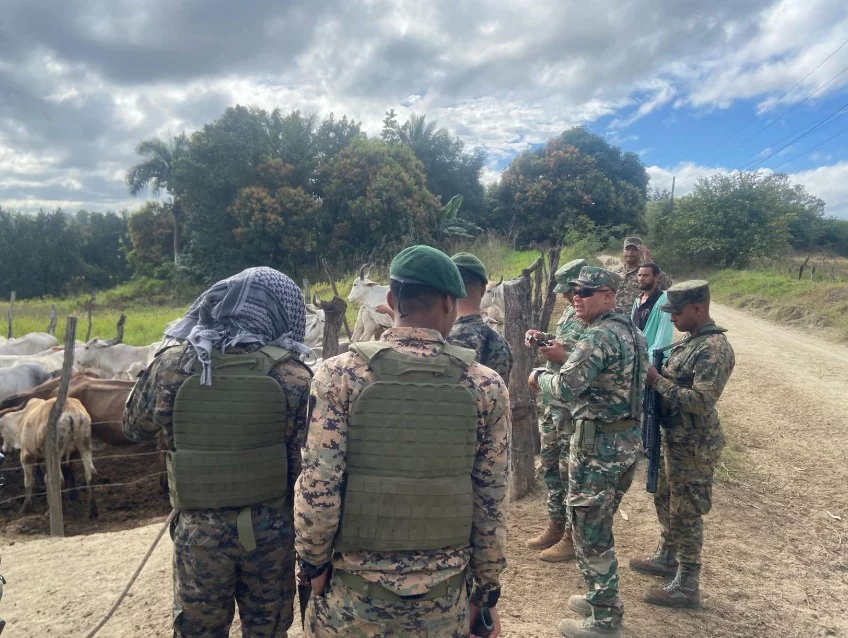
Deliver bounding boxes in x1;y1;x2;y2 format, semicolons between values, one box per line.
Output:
632;262;672;358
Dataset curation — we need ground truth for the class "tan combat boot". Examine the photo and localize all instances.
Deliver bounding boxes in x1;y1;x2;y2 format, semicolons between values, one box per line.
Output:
558;618;621;637
643;563;701;609
568;594;592;617
629;541;678;577
525;520;565;550
540;534;576;562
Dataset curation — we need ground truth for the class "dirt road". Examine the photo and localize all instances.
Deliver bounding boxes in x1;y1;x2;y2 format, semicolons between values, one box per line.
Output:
2;304;847;637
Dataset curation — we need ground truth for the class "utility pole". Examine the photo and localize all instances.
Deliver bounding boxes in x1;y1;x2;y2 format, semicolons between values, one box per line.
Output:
670;176;676;214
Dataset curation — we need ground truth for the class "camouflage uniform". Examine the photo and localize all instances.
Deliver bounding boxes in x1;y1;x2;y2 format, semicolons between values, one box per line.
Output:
294;327;510;637
653;320;735;566
124;344;312;637
448;313;514;382
537;269;648;631
538;304;584;524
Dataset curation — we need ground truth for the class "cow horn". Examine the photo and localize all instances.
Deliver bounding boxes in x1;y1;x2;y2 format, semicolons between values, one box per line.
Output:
497;275;503;286
358;264;367;280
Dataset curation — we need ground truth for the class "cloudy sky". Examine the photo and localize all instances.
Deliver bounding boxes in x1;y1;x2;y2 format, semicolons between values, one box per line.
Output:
2;0;847;218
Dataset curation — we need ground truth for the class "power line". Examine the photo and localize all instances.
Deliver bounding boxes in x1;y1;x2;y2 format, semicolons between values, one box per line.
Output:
705;37;848;152
740;101;848;172
772;120;848;171
678;57;848;186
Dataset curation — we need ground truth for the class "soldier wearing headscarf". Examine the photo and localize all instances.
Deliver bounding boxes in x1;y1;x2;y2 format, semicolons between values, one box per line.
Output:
123;266;313;637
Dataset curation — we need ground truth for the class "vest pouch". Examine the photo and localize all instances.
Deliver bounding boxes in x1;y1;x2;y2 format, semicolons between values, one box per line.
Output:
167;444;288;510
575;419;597;454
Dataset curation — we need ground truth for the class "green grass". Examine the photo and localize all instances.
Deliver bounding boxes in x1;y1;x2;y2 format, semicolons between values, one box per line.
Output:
705;268;848;342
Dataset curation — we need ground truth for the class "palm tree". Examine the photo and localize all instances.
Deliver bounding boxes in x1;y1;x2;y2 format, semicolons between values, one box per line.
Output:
397;114;449;151
126;133;187;262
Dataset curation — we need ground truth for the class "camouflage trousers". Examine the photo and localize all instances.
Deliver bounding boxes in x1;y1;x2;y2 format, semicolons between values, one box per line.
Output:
654;424;725;565
568;426;640;629
539;405;574;524
304;571;469;637
172;505;295;638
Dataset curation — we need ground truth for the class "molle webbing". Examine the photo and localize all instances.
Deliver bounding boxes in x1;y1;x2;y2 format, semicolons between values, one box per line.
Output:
167;347;289;510
336;342;478;552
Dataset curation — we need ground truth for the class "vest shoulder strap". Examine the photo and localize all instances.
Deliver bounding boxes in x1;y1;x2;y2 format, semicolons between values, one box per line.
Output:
259;345;294;365
441;343;477;367
349;341;393;362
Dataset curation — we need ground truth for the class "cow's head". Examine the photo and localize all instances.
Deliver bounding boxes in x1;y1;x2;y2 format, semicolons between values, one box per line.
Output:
347;263;379;304
0;407;26;453
481;276;504;309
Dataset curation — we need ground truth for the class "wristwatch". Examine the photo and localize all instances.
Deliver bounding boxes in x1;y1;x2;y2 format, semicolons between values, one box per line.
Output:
298;559;329;581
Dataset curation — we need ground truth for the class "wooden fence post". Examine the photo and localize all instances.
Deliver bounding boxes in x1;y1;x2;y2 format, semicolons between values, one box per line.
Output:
6;291;14;339
319;296;347;359
503;274;537;501
114;314;126;344
47;305;58;335
322;259;352;339
84;296;95;342
538;247;561;332
44;316;77;537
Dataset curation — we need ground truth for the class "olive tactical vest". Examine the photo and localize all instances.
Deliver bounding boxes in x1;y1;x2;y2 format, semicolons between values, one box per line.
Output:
335;341;479;552
166;346;290;511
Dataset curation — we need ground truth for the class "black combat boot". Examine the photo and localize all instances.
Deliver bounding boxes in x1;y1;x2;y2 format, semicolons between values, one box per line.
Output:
643;563;701;609
629;541;678;577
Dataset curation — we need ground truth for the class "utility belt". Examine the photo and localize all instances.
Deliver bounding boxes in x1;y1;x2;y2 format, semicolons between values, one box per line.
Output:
332;569;465;602
574;418;639;453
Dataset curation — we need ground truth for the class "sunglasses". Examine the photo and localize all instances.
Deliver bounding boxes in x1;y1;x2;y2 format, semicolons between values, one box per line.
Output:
574;287;611;298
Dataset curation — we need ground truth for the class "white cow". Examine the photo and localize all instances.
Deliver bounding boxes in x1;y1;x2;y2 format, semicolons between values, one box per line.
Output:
0;332;58;356
0;363;52;403
0;350;77;374
480;277;505;325
304;303;325;349
347;265;392;342
76;340;155;379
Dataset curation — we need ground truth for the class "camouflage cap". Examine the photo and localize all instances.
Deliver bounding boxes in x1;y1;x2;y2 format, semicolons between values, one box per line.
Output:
450;252;488;284
553;258;587;293
660;280;710;313
568;266;622;292
390;245;467;298
623;236;643;249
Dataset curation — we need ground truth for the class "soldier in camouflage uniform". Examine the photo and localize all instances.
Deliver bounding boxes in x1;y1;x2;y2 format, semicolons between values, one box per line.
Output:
524;258;586;562
615;237;672;312
295;245;510;638
123;267;313;637
633;281;735;609
533;267;648;638
448;252;514;382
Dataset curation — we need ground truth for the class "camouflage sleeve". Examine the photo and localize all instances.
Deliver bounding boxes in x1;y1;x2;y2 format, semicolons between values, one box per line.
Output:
654;338;734;416
484;333;513;382
538;328;613;404
122;364;158;442
293;362;348;568
469;371;511;606
271;362;313;496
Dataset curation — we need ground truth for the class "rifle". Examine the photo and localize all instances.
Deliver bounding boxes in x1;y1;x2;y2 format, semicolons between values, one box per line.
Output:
643;349;665;493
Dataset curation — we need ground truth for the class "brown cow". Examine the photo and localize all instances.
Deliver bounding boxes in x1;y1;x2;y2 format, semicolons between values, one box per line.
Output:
0;397;98;518
0;374;136;445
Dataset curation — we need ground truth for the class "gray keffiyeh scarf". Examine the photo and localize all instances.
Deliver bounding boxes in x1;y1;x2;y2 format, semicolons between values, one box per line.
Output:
165;267;313;385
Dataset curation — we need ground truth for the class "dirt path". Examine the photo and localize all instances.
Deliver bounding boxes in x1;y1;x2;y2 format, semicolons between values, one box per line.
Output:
2;304;847;637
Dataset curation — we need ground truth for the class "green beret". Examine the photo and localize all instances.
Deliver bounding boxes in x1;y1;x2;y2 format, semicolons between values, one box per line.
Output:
390;245;467;298
553;258;586;293
623;236;643;249
451;252;488;284
568;266;622;292
661;280;710;313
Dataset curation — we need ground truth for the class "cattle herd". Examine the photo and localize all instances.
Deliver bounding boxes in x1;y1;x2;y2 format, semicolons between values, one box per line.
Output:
0;273;507;525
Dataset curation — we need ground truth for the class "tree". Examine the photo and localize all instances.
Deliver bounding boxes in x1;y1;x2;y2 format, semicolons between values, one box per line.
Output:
494;127;649;247
126;133;188;262
128;202;176;275
318;138;441;265
647;172;800;269
381;112;487;224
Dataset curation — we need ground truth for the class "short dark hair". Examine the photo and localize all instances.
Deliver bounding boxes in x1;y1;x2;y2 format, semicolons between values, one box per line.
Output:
639;262;660;276
460;272;485;288
390;280;447;317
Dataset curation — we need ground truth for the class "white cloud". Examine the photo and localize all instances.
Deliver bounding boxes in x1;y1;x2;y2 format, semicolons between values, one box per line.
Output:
790;161;848;218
